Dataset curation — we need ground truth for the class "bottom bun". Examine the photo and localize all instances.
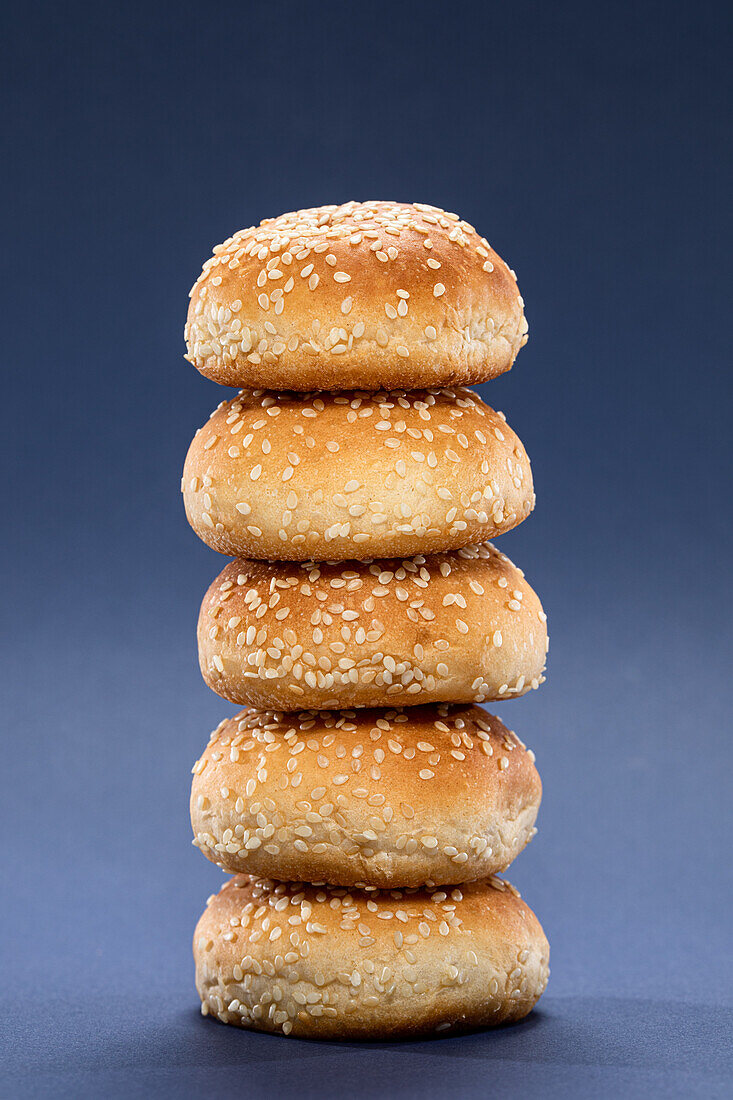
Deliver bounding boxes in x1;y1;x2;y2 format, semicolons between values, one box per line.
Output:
194;874;549;1039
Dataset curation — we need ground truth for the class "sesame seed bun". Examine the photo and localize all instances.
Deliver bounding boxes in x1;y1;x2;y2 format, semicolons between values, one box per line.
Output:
182;388;534;561
191;704;541;888
198;545;548;711
194;874;549;1038
184;201;528;392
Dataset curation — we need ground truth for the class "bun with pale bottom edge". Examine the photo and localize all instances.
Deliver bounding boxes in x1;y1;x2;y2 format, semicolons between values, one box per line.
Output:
198;543;548;710
184;201;528;391
194;874;549;1038
191;703;541;887
182;387;534;561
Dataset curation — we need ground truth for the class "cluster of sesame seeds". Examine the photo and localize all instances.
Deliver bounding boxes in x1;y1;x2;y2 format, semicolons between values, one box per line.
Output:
191;703;538;883
184;201;527;380
184;387;533;555
200;543;547;706
196;873;543;1035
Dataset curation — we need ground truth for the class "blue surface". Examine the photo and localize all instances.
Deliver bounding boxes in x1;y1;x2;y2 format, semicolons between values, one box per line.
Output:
2;0;732;1095
6;998;733;1098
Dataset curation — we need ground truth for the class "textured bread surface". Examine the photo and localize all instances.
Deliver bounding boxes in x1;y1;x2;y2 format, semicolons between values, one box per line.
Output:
194;874;549;1038
198;544;548;710
182;387;533;560
185;201;528;391
191;703;541;887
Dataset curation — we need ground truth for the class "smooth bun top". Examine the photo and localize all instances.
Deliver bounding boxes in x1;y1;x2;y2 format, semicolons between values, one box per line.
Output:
191;703;541;887
182;387;534;561
184;201;528;391
194;873;549;1038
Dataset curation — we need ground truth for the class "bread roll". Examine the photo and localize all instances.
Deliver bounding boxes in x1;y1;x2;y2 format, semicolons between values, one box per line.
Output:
191;704;541;887
198;544;548;710
184;201;528;391
182;387;534;560
194;874;549;1038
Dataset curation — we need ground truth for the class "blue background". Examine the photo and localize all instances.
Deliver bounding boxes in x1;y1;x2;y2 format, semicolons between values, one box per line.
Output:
2;0;732;1095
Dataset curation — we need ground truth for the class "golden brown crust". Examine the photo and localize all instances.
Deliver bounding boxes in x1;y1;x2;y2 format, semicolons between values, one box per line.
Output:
190;704;541;887
182;388;534;561
184;201;528;391
198;545;548;710
194;874;549;1038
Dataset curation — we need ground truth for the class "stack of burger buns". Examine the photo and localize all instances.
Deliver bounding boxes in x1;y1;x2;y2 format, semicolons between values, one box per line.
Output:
182;202;549;1039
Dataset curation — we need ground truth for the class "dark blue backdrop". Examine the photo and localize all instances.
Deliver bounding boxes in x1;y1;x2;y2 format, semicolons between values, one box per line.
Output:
2;1;732;1096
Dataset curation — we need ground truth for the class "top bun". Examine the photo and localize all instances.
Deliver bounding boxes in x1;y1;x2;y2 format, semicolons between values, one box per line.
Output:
184;201;528;391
